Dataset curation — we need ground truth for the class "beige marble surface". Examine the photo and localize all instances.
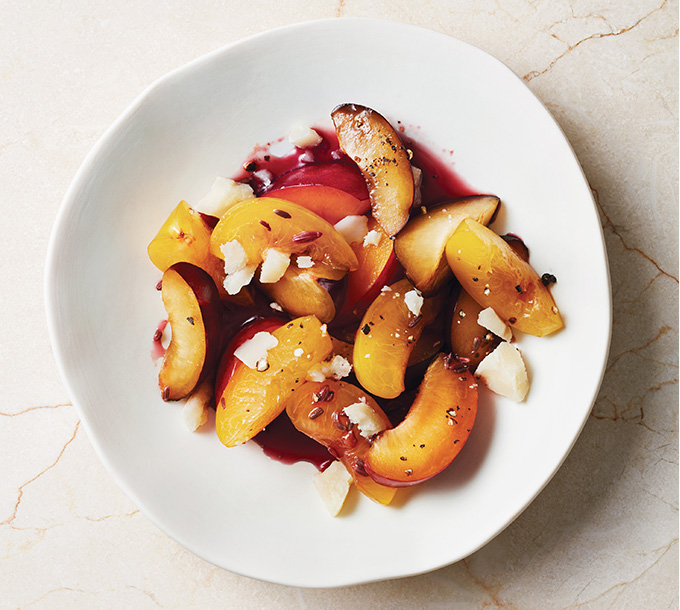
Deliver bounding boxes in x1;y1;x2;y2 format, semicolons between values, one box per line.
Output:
2;1;677;608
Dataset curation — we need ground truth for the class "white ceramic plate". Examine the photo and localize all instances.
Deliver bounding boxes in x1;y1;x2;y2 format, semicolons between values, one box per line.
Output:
46;19;611;587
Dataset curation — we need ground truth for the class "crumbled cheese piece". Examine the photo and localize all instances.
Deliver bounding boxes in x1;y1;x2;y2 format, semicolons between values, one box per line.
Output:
319;324;327;337
381;285;392;292
307;368;327;383
220;240;249;275
313;461;352;516
288;124;323;148
223;265;256;295
269;302;283;312
305;354;352;382
404;290;424;317
195;177;254;218
296;255;314;269
293;348;304;358
234;332;279;369
181;382;212;432
334;215;369;244
475;342;529;402
363;229;382;247
477;307;513;342
343;401;387;439
328;355;352;379
260;248;290;283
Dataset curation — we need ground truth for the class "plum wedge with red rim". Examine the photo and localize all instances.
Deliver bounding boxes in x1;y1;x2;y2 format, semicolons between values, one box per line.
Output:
331;104;414;237
365;353;478;487
158;262;222;401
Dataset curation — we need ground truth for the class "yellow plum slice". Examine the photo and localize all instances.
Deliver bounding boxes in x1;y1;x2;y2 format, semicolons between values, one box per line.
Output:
331;104;414;237
446;218;563;337
215;315;333;447
353;278;443;399
209;197;358;272
148;200;227;295
365;354;478;486
158;262;222;401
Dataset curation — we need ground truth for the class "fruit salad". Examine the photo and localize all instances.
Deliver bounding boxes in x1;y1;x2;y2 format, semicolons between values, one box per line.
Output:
148;104;563;516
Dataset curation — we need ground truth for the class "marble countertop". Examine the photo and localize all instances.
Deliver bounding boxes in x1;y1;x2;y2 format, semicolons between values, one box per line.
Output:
2;1;677;608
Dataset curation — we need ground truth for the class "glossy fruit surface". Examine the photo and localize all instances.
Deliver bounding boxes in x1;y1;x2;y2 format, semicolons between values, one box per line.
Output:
215;317;285;404
148;200;226;293
285;380;396;505
365;354;478;486
266;185;369;225
210;197;358;272
353;278;442;399
159;262;222;401
265;161;370;203
449;289;500;371
336;216;399;324
446;219;563;336
394;196;499;295
215;315;333;447
332;104;414;236
259;263;344;324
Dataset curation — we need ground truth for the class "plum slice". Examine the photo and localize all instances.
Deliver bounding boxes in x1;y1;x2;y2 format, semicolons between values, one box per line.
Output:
266;184;370;225
331;103;414;237
148;200;228;298
365;354;478;487
209;197;358;273
446;219;563;337
393;195;500;296
285;380;396;505
215;315;333;447
334;216;400;326
449;289;501;372
158;262;222;401
352;279;444;399
259;262;346;324
264;161;370;202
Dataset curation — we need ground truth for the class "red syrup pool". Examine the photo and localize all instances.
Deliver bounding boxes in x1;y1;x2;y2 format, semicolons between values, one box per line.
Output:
252;412;335;471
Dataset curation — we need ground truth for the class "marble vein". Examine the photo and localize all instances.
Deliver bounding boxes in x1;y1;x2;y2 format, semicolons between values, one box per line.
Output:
523;0;672;82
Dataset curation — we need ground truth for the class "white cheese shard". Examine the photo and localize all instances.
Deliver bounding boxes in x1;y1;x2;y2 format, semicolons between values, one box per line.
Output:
296;255;314;269
220;240;249;275
475;342;529;402
293;348;304;358
477;307;513;342
223;265;256;295
343;401;387;439
305;355;352;382
181;381;212;432
194;177;254;218
269;301;283;312
404;290;424;317
260;248;290;283
334;215;369;244
363;229;382;248
313;461;352;516
288;124;323;147
220;240;258;294
234;332;279;369
307;368;326;383
328;355;352;379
